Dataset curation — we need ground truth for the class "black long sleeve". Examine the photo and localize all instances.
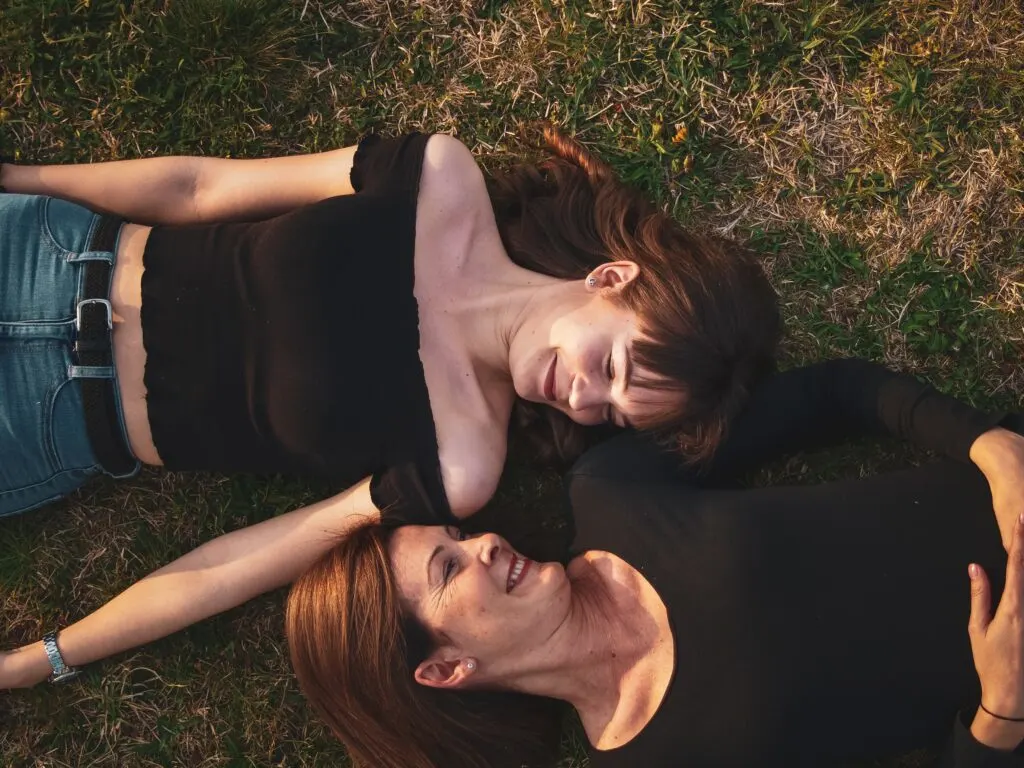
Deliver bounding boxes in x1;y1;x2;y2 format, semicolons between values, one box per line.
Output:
705;358;1006;479
591;359;1006;487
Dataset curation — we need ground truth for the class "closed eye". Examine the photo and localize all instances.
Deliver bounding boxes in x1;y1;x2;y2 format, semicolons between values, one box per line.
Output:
442;526;466;586
443;558;457;584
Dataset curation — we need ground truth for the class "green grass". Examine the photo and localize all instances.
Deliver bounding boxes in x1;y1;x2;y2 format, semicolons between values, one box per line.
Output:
1;0;1023;765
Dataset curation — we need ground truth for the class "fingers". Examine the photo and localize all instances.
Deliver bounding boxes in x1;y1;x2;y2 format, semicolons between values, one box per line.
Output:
968;563;992;640
1003;512;1024;614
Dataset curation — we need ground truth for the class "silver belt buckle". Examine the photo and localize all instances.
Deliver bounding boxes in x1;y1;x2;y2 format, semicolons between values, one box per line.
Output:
76;298;113;331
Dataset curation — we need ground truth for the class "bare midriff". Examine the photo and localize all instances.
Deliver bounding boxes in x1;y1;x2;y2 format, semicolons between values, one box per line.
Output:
110;223;162;466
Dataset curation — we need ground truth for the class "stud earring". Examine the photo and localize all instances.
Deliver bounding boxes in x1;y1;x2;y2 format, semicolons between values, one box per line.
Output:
586;276;597;287
466;660;476;671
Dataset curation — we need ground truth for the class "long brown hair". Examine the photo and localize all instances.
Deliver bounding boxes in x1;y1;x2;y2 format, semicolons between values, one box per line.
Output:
286;524;564;768
489;125;780;465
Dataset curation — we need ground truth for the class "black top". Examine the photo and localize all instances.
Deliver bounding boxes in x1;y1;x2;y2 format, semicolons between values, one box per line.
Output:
140;133;453;523
566;359;1022;767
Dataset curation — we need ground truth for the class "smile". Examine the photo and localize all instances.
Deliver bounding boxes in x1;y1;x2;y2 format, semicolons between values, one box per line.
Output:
506;553;531;593
543;354;557;402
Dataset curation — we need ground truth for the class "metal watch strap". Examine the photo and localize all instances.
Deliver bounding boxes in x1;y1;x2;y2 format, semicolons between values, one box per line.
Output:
42;631;79;683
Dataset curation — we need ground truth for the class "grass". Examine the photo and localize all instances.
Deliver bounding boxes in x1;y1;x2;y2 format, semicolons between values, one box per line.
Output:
1;0;1022;765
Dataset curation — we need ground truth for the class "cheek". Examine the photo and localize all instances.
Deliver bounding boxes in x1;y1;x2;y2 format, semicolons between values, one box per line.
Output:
441;580;498;635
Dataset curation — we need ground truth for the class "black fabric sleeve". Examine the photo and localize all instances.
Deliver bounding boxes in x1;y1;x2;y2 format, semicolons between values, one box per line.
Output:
704;357;1007;481
716;360;1003;468
370;461;457;528
349;133;432;198
937;712;1024;767
570;358;1007;487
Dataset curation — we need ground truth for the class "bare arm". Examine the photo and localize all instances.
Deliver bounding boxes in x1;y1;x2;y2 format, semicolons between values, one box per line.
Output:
1;477;377;688
0;146;358;225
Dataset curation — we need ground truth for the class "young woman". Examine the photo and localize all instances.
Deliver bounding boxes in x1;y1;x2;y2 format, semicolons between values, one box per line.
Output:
285;360;1024;768
0;129;779;683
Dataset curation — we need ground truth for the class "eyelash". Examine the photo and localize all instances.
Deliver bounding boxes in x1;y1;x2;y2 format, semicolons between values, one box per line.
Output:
442;527;466;585
606;355;616;425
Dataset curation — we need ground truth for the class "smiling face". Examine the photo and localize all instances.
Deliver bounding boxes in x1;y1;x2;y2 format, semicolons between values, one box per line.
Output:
509;263;683;428
389;525;571;685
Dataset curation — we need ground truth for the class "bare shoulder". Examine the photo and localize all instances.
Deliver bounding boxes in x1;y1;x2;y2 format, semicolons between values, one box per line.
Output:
418;134;490;218
438;425;508;519
576;550;643;592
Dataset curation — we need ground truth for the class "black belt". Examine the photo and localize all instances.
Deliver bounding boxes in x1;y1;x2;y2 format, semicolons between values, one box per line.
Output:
75;215;137;476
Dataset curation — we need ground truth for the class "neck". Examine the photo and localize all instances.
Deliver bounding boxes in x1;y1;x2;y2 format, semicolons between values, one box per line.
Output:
481;556;655;714
449;256;577;383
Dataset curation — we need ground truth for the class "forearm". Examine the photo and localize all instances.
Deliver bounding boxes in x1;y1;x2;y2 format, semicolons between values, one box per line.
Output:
1;158;202;225
0;145;357;226
4;478;377;687
709;359;1004;481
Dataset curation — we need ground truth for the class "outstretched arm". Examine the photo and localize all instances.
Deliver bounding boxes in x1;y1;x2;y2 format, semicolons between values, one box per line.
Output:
1;477;376;689
0;145;357;225
704;358;1008;479
581;359;1022;546
716;359;1024;548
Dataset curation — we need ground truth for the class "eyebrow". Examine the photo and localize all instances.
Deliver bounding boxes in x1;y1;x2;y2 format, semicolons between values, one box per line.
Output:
426;544;443;589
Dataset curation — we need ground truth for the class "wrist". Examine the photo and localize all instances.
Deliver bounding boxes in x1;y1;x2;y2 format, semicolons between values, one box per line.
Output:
0;159;13;193
971;707;1024;751
11;641;56;688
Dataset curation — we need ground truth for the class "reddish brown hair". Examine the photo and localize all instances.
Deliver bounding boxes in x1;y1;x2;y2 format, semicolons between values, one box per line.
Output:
286;524;563;768
489;125;780;465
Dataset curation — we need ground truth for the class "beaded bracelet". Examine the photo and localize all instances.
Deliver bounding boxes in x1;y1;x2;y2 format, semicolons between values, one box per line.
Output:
981;702;1024;723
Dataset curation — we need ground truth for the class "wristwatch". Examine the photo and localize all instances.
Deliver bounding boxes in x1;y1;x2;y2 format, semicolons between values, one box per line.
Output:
42;631;80;683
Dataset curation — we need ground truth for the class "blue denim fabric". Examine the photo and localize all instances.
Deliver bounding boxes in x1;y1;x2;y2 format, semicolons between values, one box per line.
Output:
0;194;138;517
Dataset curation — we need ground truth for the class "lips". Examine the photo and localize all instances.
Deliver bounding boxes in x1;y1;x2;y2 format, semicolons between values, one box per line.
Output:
543;354;557;402
506;553;531;593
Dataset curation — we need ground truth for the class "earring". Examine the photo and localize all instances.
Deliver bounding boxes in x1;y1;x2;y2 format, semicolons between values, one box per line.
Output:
466;660;476;671
586;276;597;287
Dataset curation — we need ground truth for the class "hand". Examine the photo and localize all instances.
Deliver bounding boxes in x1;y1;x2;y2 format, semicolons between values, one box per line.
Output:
970;427;1024;552
968;512;1024;750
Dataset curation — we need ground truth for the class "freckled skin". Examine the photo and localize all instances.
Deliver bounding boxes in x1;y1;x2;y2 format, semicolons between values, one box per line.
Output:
389;525;572;661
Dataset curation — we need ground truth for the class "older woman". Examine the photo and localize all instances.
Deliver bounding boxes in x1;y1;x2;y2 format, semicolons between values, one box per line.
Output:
286;360;1024;767
0;128;778;683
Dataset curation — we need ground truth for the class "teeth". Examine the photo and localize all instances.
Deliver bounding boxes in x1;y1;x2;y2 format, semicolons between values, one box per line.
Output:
507;558;526;592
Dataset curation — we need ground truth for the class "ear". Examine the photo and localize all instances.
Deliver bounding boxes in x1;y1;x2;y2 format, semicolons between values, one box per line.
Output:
414;654;479;690
586;261;640;293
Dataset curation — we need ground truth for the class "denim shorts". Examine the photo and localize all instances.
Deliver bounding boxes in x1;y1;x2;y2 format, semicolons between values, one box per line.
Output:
0;193;139;518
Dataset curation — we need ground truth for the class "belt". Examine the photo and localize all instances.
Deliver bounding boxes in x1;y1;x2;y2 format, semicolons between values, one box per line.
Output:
75;215;137;476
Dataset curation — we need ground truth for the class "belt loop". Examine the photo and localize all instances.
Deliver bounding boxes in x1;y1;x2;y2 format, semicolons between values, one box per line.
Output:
68;250;115;264
68;364;116;380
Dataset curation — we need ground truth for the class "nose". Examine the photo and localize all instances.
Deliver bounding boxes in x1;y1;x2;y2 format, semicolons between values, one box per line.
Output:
568;373;604;414
473;532;502;566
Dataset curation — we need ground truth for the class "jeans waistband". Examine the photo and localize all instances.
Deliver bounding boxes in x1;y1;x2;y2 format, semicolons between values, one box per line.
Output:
73;214;138;477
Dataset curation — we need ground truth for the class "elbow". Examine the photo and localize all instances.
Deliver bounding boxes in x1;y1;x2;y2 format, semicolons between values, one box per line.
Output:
181;157;206;223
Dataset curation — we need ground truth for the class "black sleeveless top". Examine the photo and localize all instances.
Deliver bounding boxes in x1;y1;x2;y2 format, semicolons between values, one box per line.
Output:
140;133;453;523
